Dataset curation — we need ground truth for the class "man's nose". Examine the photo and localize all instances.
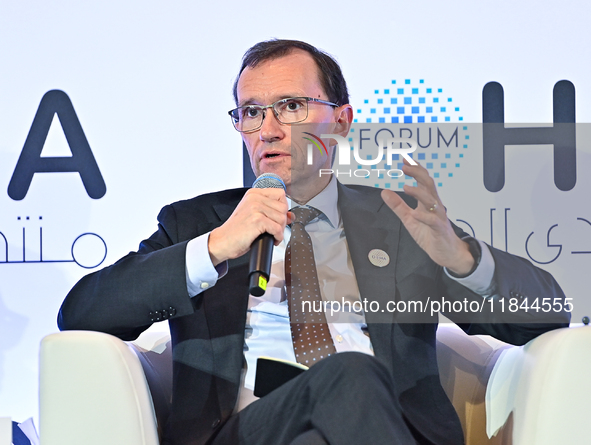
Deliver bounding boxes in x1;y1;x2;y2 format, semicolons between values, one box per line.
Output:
259;109;284;141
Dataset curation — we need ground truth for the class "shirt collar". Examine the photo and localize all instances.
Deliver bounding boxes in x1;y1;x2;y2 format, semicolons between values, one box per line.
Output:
287;175;340;228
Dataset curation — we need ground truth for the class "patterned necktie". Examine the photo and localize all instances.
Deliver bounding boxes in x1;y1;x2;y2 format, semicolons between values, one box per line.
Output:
286;206;336;366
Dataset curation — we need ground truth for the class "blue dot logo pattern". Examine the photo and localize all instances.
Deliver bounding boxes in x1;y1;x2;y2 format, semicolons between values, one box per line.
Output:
352;79;469;189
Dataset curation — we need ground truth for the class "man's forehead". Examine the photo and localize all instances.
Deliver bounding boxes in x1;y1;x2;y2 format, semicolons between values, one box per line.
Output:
236;50;324;105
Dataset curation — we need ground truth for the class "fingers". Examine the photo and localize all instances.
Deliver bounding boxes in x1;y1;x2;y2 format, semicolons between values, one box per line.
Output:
381;189;410;221
241;188;290;241
402;184;441;215
208;188;291;263
384;160;470;271
247;188;289;226
400;160;443;215
401;159;436;191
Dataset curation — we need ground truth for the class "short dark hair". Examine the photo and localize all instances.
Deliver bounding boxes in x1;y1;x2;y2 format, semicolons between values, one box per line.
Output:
233;39;349;107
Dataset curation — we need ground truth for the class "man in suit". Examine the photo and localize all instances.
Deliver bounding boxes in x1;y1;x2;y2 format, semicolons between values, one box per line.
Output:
59;39;570;445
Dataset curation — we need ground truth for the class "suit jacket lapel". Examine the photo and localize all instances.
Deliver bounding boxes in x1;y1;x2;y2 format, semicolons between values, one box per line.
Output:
337;182;401;361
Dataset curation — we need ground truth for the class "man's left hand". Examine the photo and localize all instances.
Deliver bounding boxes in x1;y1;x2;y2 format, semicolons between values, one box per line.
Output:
381;159;474;276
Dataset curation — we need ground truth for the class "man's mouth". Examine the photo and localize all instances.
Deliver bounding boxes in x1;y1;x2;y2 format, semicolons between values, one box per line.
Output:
261;151;288;159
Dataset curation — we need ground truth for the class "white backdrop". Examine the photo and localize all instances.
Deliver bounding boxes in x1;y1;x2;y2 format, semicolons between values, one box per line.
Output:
1;0;590;425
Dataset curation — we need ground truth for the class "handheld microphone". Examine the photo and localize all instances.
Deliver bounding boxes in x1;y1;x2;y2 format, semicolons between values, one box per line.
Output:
248;173;286;296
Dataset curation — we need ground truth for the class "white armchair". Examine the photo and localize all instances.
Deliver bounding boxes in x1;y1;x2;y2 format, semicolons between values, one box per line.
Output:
39;326;591;445
39;330;171;445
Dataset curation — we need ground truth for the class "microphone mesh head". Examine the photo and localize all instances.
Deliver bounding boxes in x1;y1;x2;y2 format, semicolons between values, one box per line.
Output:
252;173;286;191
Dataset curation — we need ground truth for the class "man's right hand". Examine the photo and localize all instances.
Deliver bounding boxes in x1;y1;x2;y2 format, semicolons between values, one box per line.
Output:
207;188;294;266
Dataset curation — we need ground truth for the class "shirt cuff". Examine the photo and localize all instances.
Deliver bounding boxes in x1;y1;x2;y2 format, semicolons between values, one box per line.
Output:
186;232;228;297
444;239;495;296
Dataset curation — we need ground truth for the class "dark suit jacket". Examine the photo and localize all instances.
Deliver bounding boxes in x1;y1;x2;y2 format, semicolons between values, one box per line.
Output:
59;182;569;445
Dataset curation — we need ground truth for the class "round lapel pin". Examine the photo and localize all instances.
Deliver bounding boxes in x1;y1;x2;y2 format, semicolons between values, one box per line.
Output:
368;249;390;267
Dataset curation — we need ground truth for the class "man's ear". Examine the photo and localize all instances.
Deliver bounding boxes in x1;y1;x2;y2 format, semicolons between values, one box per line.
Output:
333;104;353;137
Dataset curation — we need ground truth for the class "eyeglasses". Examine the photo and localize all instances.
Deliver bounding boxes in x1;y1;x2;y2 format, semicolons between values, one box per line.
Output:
228;96;339;133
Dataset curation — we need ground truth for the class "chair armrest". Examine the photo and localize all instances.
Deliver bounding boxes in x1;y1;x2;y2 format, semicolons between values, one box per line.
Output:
39;331;160;445
436;325;511;445
493;326;591;445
